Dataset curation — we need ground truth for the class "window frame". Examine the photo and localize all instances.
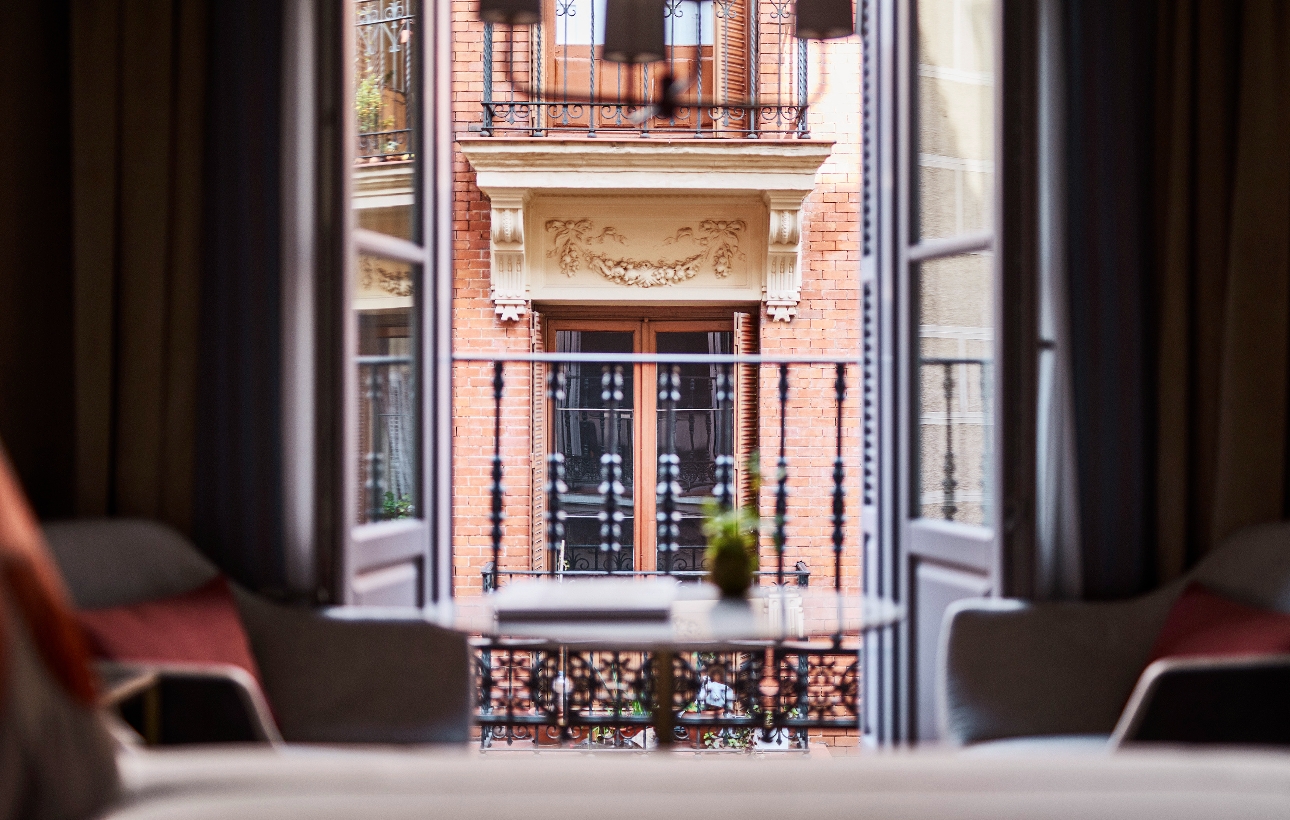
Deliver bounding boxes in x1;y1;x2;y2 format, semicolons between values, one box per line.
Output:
285;0;454;613
865;0;1040;744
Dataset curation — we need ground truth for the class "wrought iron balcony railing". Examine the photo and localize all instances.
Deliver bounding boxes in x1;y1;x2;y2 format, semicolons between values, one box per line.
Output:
918;356;992;525
356;0;416;162
480;0;812;138
476;642;856;750
482;562;811;591
455;351;861;751
456;351;857;587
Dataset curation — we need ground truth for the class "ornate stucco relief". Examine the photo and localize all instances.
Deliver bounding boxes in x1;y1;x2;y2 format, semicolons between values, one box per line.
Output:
460;139;829;324
545;218;747;288
359;256;413;297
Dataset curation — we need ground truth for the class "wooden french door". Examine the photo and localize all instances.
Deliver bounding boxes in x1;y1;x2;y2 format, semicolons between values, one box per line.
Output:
543;316;741;573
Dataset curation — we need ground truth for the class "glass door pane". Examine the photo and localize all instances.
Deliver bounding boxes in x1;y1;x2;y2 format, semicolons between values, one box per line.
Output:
916;252;993;524
915;0;994;241
355;0;419;240
554;330;635;571
655;330;733;572
355;254;420;524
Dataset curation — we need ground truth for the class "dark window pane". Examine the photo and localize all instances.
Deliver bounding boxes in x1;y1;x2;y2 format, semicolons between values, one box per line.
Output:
655;331;733;571
554;331;635;571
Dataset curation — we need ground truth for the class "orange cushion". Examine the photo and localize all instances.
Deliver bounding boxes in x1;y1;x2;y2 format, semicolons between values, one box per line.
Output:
77;576;266;692
1148;582;1290;663
0;445;97;706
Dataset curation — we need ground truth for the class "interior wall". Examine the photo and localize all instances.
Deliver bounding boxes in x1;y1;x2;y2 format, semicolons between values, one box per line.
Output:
0;1;77;519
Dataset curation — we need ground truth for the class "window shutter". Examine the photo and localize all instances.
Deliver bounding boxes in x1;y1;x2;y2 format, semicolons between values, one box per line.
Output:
715;0;750;105
733;311;759;509
530;310;546;573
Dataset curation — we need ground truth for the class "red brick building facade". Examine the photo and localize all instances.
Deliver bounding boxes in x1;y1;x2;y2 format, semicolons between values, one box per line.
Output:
448;3;863;601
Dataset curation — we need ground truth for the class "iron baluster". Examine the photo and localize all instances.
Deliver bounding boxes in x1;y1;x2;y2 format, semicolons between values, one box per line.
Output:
694;0;704;137
598;364;625;568
532;22;543;135
831;363;846;649
713;363;735;511
796;36;809;136
546;366;568;575
483;22;495;135
657;364;681;573
588;0;597;137
490;362;506;588
748;0;760;138
775;363;789;586
941;361;958;520
832;363;846;590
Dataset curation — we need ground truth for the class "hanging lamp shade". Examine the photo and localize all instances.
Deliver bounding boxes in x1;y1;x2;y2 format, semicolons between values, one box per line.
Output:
795;0;854;40
603;0;667;64
478;0;542;26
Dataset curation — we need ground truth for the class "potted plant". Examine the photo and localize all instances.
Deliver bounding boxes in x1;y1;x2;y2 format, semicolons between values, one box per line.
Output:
702;454;761;599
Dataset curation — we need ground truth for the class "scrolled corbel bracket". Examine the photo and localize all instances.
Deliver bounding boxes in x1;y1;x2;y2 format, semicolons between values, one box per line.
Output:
763;192;807;322
488;191;529;322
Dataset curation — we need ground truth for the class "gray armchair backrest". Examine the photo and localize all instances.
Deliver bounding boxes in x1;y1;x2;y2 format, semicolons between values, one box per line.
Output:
1188;521;1290;612
43;518;219;609
939;519;1290;745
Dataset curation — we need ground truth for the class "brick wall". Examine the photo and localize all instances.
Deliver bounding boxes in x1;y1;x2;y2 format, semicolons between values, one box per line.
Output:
449;7;863;605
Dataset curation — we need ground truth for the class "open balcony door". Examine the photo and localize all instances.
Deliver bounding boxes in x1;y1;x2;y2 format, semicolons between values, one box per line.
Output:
867;0;1034;744
312;0;453;611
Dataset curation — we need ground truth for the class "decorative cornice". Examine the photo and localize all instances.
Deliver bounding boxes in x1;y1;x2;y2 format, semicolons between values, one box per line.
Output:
459;138;832;194
458;141;830;324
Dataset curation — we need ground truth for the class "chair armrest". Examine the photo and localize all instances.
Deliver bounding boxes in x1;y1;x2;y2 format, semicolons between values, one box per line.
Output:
1112;653;1290;747
95;660;281;745
234;592;471;744
939;591;1173;745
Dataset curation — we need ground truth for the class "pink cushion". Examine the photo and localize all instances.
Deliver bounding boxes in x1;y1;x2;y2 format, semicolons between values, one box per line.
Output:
1148;582;1290;663
77;576;265;690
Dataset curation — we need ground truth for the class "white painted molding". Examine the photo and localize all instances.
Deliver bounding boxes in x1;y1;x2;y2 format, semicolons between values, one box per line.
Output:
459;139;832;323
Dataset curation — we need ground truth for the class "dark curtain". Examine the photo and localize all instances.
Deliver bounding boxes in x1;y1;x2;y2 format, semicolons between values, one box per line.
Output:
70;0;206;533
0;2;76;519
1065;0;1160;599
1155;0;1290;581
193;0;285;592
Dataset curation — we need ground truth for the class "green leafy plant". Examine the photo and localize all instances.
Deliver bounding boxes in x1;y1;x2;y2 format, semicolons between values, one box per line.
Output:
382;492;415;518
702;452;761;598
355;74;393;134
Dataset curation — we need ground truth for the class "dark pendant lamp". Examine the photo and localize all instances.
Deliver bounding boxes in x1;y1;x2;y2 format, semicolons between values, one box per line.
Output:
795;0;855;40
478;0;542;25
603;0;667;64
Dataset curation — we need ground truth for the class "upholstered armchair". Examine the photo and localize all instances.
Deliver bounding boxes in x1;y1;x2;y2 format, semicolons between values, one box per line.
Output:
940;522;1290;746
44;519;470;745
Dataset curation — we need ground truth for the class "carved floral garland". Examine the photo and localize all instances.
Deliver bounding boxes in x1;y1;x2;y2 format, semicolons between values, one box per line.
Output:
545;218;746;288
359;256;413;297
